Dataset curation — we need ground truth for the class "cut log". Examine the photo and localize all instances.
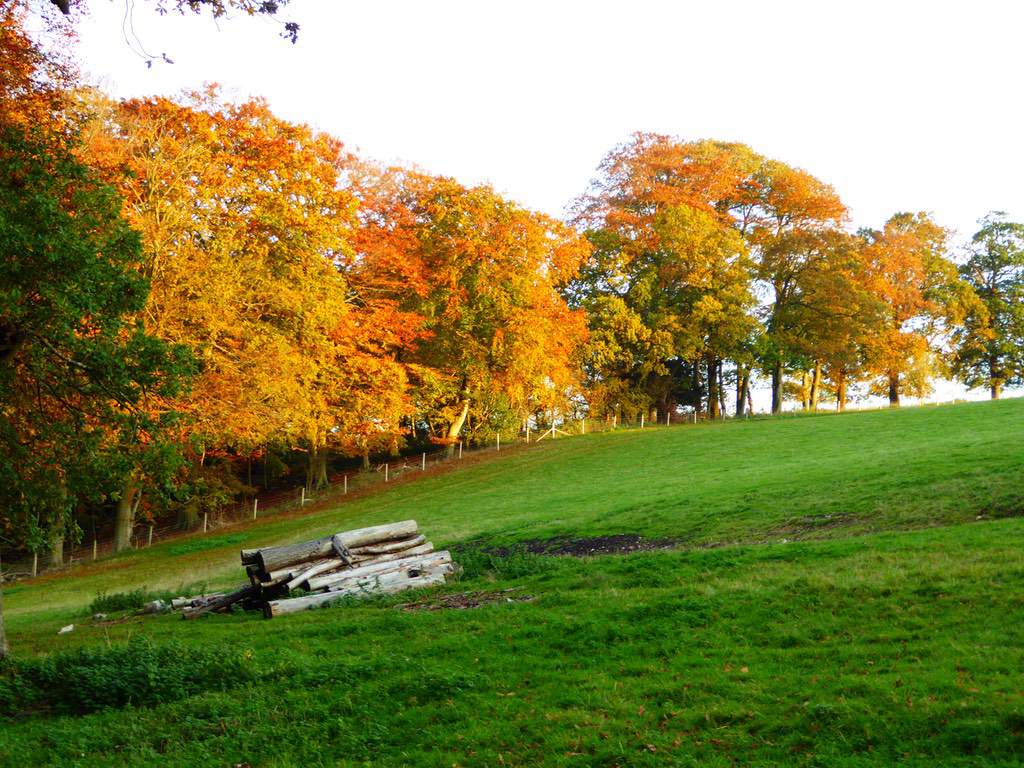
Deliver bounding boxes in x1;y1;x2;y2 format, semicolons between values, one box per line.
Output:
171;593;224;610
264;570;450;618
306;548;446;591
348;534;426;556
182;583;257;620
286;558;344;591
254;520;418;574
265;556;335;583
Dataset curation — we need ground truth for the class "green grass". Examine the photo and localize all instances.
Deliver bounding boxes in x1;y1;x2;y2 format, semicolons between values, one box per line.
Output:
2;399;1024;766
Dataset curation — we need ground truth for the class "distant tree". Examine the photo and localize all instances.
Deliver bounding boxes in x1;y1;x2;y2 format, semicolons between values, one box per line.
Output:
859;213;979;406
951;213;1024;398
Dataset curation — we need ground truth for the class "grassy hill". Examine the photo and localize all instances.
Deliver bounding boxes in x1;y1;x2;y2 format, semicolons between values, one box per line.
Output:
2;399;1023;766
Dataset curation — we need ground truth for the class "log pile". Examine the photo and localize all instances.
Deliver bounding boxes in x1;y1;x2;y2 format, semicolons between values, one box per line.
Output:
234;520;455;619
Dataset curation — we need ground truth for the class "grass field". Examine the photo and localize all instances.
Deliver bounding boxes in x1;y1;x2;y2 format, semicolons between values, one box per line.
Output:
2;399;1023;766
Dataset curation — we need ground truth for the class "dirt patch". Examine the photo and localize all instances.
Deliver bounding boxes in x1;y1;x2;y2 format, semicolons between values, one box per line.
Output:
396;587;535;612
488;534;679;558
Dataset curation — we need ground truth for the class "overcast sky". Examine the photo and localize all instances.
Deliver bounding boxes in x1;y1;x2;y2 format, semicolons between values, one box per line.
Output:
69;0;1023;407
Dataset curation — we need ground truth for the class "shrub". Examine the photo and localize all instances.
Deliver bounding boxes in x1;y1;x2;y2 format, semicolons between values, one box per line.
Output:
0;636;254;715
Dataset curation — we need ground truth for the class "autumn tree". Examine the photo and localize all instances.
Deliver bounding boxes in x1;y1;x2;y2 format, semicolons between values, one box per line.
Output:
951;213;1024;398
345;164;589;449
0;4;189;654
859;213;978;406
81;90;403;539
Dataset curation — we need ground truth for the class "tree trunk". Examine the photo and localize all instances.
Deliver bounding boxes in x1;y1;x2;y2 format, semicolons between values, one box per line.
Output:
717;361;727;418
445;397;470;457
49;534;64;569
113;481;138;553
888;373;900;407
810;361;822;412
836;371;848;412
307;446;329;492
771;360;783;414
992;381;1002;399
735;367;748;416
707;357;720;419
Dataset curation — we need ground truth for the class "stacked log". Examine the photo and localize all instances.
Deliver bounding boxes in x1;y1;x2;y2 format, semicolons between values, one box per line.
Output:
237;520;455;619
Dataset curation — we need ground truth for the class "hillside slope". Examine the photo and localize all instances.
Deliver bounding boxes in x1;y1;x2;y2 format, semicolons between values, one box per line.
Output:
2;400;1024;767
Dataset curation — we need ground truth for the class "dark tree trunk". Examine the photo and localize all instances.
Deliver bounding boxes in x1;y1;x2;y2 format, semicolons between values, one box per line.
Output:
810;361;822;412
717;361;727;418
735;366;747;416
836;370;848;412
707;357;720;419
888;373;900;407
771;360;783;414
113;481;138;553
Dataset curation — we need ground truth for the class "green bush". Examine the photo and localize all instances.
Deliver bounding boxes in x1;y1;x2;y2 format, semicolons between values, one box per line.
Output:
0;636;254;715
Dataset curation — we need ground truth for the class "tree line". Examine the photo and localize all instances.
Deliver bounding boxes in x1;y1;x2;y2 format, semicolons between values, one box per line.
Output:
2;2;1023;580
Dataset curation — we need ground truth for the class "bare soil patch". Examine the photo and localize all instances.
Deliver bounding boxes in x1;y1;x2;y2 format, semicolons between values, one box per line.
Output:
488;534;679;558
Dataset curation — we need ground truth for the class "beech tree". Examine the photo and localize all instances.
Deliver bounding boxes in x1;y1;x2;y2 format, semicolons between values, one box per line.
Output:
859;213;978;406
346;165;589;448
952;213;1024;398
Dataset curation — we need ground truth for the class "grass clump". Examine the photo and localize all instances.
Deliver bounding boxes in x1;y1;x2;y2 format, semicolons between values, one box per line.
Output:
0;636;255;716
88;588;175;614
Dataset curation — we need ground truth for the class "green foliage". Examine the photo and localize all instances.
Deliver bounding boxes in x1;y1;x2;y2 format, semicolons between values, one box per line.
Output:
0;125;194;555
952;212;1024;395
0;636;254;715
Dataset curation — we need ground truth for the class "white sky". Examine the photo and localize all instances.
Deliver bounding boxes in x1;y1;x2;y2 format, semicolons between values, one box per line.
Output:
68;0;1023;408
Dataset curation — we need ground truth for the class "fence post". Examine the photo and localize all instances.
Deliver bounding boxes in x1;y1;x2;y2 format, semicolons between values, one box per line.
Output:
31;551;37;578
385;463;389;482
496;433;500;451
343;475;347;495
422;452;426;470
640;413;644;429
612;415;617;430
300;486;305;506
253;497;258;520
458;441;463;459
92;537;97;561
667;411;671;426
526;425;530;443
203;512;208;533
147;525;154;547
581;418;586;435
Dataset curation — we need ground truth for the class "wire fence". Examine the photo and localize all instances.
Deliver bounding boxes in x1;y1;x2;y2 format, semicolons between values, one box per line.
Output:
1;399;974;580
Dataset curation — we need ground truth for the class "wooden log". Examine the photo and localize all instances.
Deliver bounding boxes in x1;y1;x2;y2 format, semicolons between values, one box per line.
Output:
182;583;257;620
348;534;426;556
171;593;224;610
265;556;335;583
254;520;419;574
306;548;446;591
286;558;345;591
264;570;450;618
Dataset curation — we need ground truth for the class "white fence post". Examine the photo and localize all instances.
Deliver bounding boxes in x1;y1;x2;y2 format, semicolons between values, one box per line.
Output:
253;498;258;520
385;463;389;483
422;452;426;470
343;475;348;494
458;441;463;459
